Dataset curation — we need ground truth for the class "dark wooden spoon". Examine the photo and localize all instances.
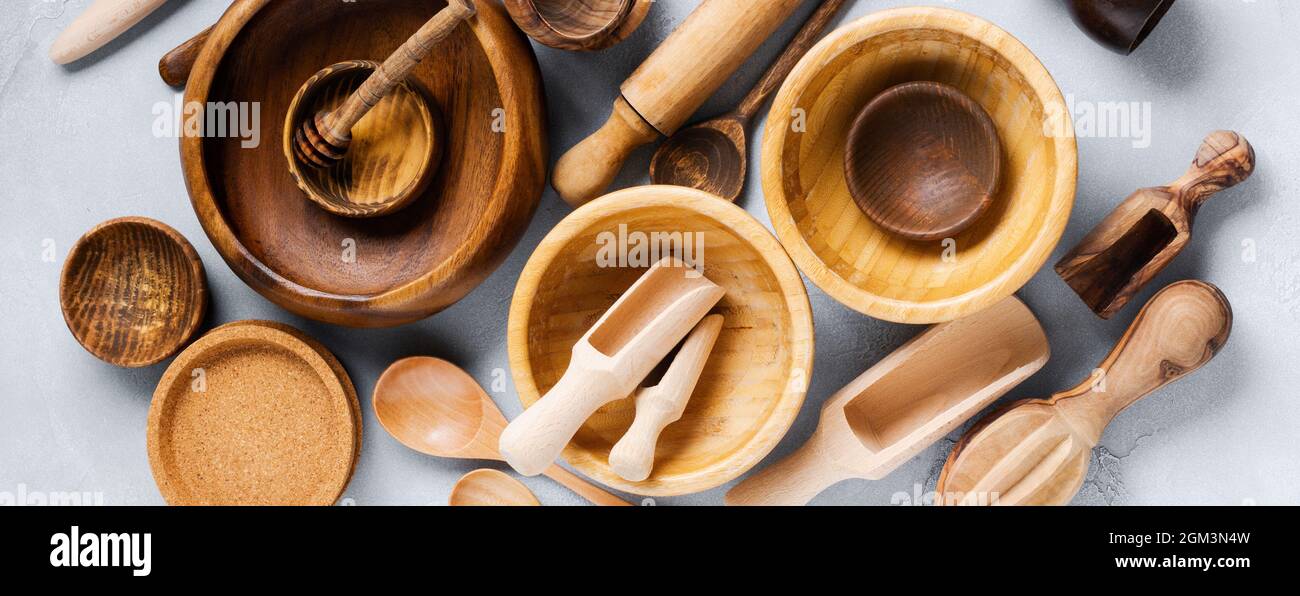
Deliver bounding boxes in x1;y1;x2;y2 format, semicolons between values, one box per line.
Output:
843;82;1002;242
649;0;847;202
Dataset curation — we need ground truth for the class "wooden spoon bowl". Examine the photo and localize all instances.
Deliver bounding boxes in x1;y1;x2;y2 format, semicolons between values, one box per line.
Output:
449;469;540;506
650;121;746;202
284;60;442;218
509;186;814;496
844;82;1002;242
59;217;207;368
181;0;546;327
504;0;651;51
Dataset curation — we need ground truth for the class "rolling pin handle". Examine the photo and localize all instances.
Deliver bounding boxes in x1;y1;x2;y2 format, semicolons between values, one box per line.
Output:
553;96;661;208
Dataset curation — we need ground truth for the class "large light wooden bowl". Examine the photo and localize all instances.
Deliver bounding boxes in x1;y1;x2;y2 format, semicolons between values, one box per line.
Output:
181;0;546;327
762;7;1076;324
509;186;814;496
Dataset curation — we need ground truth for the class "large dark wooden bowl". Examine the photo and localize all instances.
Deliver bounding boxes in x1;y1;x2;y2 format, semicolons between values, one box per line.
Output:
181;0;547;327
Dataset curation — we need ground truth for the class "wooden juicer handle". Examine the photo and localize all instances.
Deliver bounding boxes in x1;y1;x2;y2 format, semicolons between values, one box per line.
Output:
1051;280;1232;446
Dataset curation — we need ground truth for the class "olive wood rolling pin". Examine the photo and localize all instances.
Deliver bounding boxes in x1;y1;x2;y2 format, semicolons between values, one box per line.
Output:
608;314;724;482
500;258;726;476
51;0;171;65
552;0;804;208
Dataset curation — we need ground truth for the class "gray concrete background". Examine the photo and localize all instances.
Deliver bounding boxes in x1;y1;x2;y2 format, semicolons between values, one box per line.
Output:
1;0;1296;506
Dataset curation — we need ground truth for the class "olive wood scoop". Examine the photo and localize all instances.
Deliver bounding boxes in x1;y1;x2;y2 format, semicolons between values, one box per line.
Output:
500;257;726;477
292;0;476;169
937;280;1232;506
1055;131;1254;319
726;297;1049;506
609;314;725;482
649;0;847;202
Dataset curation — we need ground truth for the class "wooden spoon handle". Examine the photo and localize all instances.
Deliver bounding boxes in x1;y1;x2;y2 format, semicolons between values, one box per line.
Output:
50;0;170;65
158;26;211;87
323;0;476;141
735;0;847;121
1173;131;1255;212
1054;280;1232;444
541;464;632;506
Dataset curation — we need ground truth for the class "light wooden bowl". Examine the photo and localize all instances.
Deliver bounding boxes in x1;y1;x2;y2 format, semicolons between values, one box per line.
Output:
59;217;208;368
762;7;1077;324
508;186;814;496
503;0;651;51
181;0;547;327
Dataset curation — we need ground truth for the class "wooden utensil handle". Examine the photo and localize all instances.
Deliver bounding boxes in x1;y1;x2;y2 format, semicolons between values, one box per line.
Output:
158;26;211;87
1173;131;1255;212
1054;280;1232;444
725;436;849;506
50;0;170;65
552;96;660;208
500;364;628;477
735;0;847;121
541;464;632;506
323;0;476;142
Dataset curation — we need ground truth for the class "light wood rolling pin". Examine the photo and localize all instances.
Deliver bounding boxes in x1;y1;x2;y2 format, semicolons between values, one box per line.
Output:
50;0;171;65
552;0;805;208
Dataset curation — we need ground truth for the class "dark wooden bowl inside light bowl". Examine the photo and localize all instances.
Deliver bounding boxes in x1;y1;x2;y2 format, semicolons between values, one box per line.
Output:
762;7;1077;324
181;0;547;327
284;60;442;219
60;217;208;367
844;82;1002;242
504;0;651;51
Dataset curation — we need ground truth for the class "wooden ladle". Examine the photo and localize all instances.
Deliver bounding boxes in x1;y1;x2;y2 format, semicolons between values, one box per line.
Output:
290;0;474;171
449;469;540;506
372;356;630;506
649;0;847;202
937;281;1232;506
844;82;1003;242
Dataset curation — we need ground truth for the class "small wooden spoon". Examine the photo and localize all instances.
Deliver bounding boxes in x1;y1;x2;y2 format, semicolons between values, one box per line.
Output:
937;281;1232;506
844;82;1002;242
291;0;474;170
449;470;540;506
650;0;847;202
373;357;630;506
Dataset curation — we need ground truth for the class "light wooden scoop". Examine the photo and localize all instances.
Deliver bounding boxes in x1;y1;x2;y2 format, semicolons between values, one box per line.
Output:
500;257;726;477
609;314;724;482
726;297;1049;506
937;281;1232;506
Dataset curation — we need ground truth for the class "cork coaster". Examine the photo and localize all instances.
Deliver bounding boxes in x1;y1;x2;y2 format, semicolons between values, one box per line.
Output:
147;322;357;505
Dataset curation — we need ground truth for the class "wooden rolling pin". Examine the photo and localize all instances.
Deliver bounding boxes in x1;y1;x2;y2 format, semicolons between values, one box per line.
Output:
552;0;804;208
50;0;171;65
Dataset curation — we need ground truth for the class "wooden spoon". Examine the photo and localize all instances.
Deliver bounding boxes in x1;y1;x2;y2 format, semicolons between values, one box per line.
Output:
649;0;847;202
50;0;171;65
449;470;540;506
937;280;1232;506
844;82;1002;242
500;257;726;476
373;357;630;506
291;0;474;170
726;297;1048;506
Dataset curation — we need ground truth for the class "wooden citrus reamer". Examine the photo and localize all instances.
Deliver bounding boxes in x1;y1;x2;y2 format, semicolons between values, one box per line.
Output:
937;281;1232;506
292;0;476;169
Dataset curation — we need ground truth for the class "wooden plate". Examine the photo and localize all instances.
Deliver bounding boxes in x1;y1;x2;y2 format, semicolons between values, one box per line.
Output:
182;0;547;327
59;217;207;368
509;186;814;496
761;7;1076;324
147;322;358;505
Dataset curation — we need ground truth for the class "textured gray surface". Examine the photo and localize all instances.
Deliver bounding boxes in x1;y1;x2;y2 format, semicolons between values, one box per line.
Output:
1;0;1297;506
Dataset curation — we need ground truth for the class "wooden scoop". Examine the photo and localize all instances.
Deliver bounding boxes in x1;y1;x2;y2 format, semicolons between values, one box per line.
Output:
937;280;1232;506
449;469;540;506
1056;131;1255;319
609;314;724;482
726;297;1049;506
844;82;1003;242
290;0;475;170
50;0;171;65
649;0;847;202
500;257;726;476
373;357;630;506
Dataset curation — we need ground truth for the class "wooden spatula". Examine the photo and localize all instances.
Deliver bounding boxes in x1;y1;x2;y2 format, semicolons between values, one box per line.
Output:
500;257;726;477
937;280;1232;506
725;297;1049;506
608;314;724;482
1055;131;1254;319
